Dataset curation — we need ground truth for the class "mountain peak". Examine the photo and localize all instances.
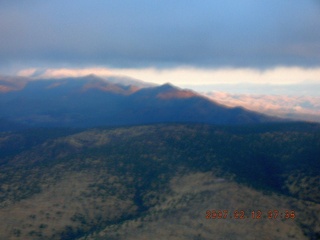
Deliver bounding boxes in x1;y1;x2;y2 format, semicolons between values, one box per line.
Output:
152;83;200;100
133;82;197;100
161;82;177;88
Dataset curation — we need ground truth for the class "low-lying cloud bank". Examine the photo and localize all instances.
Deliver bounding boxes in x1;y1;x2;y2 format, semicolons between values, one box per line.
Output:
203;92;320;123
17;66;320;85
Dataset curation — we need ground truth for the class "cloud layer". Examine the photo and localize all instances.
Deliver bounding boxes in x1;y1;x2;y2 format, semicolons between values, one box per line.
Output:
204;92;320;122
17;67;320;89
1;0;320;70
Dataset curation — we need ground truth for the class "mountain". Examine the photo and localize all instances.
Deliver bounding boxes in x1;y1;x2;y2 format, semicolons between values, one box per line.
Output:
0;75;282;130
0;123;319;239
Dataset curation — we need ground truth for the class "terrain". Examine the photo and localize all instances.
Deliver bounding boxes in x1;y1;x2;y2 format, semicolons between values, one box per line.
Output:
0;122;319;239
0;75;281;131
0;75;319;239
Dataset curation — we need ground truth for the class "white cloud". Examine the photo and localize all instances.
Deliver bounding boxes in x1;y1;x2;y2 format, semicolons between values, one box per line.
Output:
17;68;38;77
203;92;320;122
17;67;113;79
17;66;320;86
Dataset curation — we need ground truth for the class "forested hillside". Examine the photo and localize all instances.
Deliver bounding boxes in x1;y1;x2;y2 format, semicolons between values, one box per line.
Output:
0;123;319;239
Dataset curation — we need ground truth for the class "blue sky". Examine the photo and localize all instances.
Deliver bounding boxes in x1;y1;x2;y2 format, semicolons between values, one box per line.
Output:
1;0;320;95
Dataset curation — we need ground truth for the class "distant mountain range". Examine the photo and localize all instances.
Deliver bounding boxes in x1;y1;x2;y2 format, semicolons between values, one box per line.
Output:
0;75;283;130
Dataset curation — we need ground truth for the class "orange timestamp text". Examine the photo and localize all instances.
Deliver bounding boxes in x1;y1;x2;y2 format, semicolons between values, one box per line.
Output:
205;210;296;220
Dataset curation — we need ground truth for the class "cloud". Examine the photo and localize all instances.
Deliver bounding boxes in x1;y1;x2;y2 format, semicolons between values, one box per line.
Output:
203;92;320;122
0;0;320;69
19;66;320;85
16;66;320;97
19;68;113;79
17;68;38;77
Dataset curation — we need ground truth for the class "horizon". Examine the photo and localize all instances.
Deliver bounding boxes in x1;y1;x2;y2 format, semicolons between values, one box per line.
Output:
1;1;320;122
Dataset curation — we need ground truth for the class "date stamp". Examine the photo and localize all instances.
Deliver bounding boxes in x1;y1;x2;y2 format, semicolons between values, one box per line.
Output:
205;210;295;220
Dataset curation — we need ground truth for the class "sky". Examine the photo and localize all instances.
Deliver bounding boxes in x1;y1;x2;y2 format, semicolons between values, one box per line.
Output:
1;0;320;96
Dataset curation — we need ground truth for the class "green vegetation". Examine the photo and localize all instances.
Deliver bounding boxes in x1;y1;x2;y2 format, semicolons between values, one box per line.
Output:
0;123;319;239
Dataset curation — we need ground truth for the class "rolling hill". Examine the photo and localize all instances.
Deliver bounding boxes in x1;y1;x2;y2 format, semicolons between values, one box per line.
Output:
0;123;319;239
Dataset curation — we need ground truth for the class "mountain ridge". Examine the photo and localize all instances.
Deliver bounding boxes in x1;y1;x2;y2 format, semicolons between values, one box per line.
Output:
0;75;284;130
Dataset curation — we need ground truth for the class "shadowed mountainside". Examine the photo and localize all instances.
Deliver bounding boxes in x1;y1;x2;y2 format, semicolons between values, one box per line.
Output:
0;75;282;130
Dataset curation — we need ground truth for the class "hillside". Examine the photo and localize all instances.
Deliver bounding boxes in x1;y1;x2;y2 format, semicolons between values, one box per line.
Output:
0;123;319;239
0;75;282;130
